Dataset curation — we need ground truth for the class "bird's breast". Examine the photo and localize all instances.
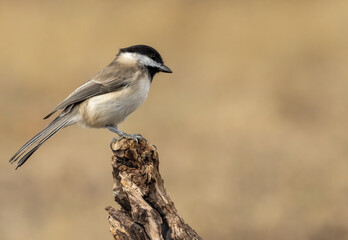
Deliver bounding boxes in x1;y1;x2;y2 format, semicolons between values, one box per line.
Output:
79;75;150;128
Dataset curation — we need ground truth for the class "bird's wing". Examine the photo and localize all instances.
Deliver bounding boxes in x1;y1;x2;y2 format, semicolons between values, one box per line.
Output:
44;65;135;119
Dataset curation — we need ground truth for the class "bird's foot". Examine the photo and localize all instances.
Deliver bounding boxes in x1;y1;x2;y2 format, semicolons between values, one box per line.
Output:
117;132;144;141
106;126;145;149
109;133;145;150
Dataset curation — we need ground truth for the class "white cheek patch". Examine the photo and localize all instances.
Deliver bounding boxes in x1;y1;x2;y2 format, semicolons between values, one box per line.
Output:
119;52;162;68
117;52;138;64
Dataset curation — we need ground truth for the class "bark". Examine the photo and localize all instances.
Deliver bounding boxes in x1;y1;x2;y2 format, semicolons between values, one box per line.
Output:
106;137;202;240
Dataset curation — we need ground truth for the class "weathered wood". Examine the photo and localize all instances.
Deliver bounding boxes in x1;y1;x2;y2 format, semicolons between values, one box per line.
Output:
106;137;202;240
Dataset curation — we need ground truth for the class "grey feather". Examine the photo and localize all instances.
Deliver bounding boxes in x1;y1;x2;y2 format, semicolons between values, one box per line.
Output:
10;108;78;168
44;61;136;119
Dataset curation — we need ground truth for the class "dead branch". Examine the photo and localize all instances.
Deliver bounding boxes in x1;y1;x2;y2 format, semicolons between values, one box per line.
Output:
106;137;202;240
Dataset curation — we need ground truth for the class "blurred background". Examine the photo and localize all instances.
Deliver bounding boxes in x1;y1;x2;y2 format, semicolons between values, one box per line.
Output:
1;1;348;239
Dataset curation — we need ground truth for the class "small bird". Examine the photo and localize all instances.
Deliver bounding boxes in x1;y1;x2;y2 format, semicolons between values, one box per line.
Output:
9;45;172;169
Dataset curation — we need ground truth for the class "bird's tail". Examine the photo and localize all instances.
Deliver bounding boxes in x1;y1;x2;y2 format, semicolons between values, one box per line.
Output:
9;109;78;169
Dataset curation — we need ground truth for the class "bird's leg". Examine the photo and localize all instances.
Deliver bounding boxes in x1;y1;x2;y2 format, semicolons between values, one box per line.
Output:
106;125;144;149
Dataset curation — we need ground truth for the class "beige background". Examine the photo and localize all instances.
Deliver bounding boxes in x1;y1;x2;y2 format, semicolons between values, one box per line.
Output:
1;1;348;239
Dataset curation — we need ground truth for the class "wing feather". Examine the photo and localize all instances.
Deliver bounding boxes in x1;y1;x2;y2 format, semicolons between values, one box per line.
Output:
44;62;135;119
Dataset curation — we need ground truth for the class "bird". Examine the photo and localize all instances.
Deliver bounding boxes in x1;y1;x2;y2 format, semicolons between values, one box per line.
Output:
9;44;172;169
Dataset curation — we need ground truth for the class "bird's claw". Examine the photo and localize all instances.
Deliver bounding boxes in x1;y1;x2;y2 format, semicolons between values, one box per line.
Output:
110;137;120;150
109;134;145;150
119;133;144;142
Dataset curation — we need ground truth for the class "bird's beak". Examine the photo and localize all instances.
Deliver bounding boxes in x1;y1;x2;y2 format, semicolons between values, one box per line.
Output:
159;64;172;73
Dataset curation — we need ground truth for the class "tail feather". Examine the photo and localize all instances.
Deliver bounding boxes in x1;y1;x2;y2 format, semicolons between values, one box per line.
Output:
10;111;76;169
10;123;53;164
9;115;65;164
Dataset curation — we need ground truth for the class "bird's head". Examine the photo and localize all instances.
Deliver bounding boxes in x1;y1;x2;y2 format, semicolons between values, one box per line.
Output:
117;45;172;79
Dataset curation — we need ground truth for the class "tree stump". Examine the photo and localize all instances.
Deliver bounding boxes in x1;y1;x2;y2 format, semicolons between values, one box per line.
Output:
106;137;202;240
